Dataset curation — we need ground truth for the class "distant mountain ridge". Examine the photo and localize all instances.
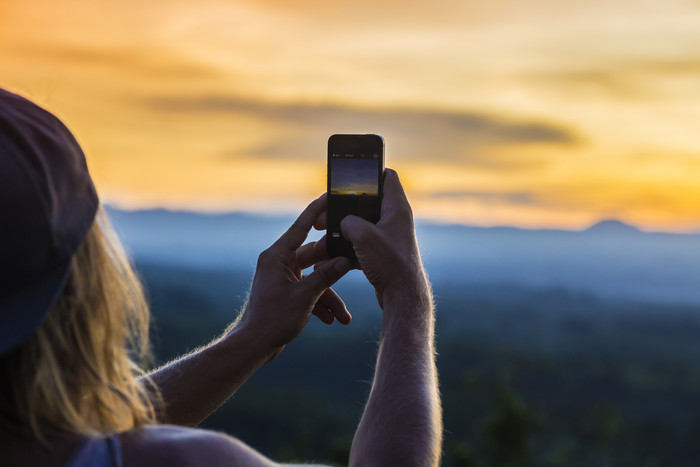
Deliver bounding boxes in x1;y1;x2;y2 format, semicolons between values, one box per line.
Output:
105;206;700;305
105;205;691;236
585;219;641;234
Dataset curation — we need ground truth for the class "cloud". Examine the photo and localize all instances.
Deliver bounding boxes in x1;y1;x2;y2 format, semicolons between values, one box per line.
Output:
145;95;578;169
524;59;700;99
4;42;223;82
625;151;700;171
426;190;537;205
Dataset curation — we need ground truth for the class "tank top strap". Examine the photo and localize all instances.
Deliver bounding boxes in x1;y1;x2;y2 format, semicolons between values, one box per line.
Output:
105;433;123;467
63;433;122;467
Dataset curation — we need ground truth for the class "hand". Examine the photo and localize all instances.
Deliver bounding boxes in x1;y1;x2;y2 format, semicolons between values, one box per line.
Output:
340;169;429;308
233;194;353;359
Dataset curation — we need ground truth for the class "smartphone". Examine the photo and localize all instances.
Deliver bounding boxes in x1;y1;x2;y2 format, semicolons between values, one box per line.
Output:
327;134;384;259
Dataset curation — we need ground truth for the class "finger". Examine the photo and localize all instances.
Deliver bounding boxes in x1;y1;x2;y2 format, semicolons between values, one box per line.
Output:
312;303;335;325
318;287;352;325
296;237;329;270
380;168;410;218
314;210;327;231
340;215;376;246
313;235;327;260
302;256;353;297
275;194;327;251
314;250;360;272
296;241;318;269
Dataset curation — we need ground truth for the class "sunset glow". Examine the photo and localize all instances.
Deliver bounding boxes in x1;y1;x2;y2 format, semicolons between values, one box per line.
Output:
1;0;699;231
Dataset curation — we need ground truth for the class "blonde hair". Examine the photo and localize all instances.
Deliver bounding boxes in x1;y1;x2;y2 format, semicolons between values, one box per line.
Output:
0;207;160;440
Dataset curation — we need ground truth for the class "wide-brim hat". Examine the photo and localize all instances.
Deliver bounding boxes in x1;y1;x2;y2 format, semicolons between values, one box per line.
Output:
0;89;98;354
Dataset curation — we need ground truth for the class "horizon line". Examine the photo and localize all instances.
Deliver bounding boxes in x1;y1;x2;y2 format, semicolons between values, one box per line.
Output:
103;204;700;236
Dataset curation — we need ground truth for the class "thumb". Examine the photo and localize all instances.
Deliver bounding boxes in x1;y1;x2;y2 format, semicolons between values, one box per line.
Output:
340;215;375;245
302;256;353;297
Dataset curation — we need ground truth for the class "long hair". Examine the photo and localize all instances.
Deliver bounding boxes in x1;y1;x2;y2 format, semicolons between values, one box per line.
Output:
0;207;160;440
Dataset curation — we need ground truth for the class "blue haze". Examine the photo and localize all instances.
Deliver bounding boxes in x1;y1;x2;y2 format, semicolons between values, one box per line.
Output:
106;207;700;306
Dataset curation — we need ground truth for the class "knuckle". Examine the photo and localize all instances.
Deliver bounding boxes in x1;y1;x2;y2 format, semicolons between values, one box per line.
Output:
257;248;274;264
399;200;414;219
393;204;414;226
315;266;334;289
289;221;306;236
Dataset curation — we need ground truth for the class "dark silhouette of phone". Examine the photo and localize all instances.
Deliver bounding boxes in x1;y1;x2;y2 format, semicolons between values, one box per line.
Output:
326;134;384;259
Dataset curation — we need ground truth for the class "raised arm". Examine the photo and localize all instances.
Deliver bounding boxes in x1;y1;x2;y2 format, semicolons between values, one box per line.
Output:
141;195;353;427
138;173;442;466
342;169;443;466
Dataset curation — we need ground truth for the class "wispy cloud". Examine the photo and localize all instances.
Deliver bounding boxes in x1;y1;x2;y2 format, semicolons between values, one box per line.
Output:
145;95;578;169
523;59;700;99
427;190;536;205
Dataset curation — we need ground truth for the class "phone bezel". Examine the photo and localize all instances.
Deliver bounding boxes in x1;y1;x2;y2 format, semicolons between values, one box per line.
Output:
326;134;385;259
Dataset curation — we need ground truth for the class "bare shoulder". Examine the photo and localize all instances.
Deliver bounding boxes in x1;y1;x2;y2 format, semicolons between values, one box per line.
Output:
120;425;276;467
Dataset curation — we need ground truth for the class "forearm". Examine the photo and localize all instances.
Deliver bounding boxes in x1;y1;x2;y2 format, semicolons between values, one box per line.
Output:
141;322;276;427
349;281;442;467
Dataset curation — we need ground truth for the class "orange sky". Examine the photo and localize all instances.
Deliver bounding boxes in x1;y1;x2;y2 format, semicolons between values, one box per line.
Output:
1;0;699;231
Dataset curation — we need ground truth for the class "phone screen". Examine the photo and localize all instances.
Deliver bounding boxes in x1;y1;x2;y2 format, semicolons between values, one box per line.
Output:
327;134;384;259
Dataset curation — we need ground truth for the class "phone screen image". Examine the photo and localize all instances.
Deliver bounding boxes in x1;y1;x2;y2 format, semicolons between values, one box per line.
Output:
330;157;380;196
327;134;384;259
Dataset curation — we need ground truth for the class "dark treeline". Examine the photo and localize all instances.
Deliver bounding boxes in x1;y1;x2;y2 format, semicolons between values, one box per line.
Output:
139;263;700;466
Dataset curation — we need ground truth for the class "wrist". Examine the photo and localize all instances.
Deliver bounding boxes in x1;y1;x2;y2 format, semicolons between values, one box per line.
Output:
219;320;282;365
382;278;433;329
379;277;436;361
383;268;432;309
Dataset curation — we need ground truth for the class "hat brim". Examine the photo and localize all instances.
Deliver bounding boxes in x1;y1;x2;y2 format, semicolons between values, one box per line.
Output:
0;257;72;354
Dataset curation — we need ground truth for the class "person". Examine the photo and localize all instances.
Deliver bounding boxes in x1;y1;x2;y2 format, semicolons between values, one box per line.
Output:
0;88;442;466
